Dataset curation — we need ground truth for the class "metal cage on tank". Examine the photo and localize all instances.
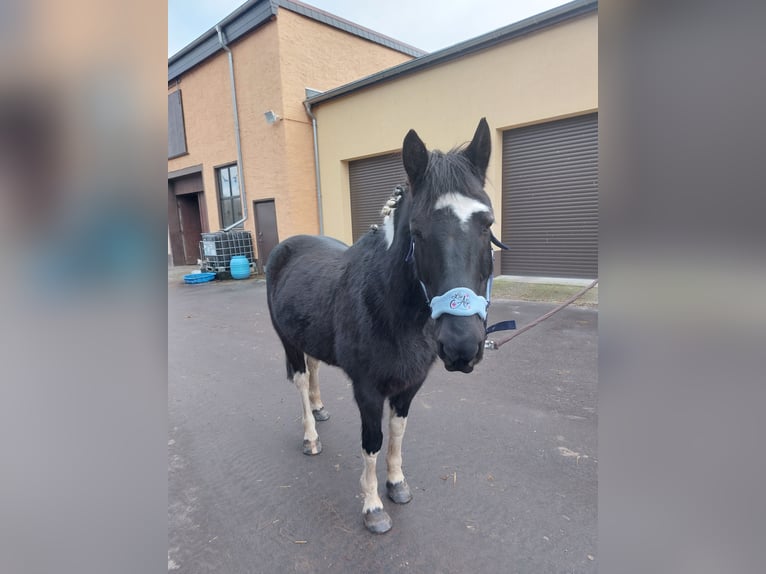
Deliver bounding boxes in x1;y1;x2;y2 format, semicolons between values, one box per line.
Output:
199;230;256;275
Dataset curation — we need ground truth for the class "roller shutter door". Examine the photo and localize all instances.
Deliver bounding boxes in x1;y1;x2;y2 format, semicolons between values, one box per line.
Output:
501;113;598;278
348;153;406;243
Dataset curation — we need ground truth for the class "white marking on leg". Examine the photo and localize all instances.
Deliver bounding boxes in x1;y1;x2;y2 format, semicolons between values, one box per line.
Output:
434;192;490;227
360;449;384;513
293;371;318;442
306;356;323;411
386;410;408;485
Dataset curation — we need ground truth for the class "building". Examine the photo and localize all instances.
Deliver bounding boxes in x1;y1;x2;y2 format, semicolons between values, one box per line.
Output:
308;0;598;278
167;0;423;266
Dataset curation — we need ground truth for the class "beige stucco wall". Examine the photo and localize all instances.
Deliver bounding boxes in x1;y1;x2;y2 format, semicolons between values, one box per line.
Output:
168;8;415;260
313;13;598;244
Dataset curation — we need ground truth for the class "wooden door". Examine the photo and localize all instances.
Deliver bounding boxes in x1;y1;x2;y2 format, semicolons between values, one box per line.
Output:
168;183;186;265
177;194;202;265
254;200;279;271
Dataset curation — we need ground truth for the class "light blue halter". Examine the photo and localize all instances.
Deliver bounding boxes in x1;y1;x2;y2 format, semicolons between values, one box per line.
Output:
423;280;493;321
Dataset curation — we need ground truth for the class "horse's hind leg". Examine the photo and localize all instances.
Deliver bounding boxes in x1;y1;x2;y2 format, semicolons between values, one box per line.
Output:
306;356;329;421
295;366;322;455
282;343;322;455
386;382;423;505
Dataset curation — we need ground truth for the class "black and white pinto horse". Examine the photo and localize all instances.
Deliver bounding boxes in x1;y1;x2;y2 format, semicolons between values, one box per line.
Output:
266;118;500;533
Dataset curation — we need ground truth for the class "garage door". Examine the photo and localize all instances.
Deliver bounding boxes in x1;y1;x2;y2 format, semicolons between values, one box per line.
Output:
348;153;406;243
501;113;598;278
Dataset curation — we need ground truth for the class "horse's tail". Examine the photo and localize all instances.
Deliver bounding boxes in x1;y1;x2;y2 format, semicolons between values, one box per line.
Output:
265;240;289;319
265;241;306;381
265;239;296;317
265;241;290;293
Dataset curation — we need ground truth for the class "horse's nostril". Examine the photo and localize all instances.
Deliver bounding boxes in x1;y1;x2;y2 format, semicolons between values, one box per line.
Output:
436;316;485;369
439;339;479;365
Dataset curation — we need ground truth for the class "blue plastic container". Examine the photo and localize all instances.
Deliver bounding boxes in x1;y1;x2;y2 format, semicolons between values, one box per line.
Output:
229;255;251;279
183;272;215;284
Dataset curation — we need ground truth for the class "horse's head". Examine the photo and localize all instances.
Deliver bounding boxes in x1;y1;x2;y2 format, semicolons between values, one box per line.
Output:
403;118;496;373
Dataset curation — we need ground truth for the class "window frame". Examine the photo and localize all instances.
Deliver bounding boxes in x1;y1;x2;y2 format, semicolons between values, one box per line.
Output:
216;163;243;229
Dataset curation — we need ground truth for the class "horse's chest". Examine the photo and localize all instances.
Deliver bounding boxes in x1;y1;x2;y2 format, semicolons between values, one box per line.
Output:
339;332;436;392
386;338;434;371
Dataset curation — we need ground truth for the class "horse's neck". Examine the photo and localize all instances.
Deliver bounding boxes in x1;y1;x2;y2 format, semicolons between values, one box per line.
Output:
380;208;428;323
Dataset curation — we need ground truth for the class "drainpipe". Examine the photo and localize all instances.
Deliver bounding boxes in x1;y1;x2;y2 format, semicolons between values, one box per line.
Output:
216;24;248;231
303;96;324;235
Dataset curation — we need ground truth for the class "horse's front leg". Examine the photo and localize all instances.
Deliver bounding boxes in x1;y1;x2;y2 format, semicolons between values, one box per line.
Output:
386;383;422;504
353;385;391;534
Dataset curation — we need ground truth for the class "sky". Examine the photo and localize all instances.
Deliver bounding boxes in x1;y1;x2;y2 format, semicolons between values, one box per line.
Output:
169;0;572;58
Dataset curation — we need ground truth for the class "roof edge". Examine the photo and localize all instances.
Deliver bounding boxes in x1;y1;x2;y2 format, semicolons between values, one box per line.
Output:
278;0;426;58
168;0;426;82
168;0;276;66
306;0;597;107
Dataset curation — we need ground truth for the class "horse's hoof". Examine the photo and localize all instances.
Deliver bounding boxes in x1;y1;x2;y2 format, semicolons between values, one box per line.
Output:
302;438;322;455
312;407;330;421
363;508;392;534
386;480;413;504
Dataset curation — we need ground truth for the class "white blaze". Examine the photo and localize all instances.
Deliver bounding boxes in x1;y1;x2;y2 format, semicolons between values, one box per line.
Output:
434;192;490;227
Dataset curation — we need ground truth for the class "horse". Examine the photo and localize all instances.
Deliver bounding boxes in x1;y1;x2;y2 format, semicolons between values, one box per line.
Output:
266;118;500;534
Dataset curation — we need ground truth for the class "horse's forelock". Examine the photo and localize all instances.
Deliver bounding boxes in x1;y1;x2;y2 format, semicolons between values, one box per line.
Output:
418;150;489;210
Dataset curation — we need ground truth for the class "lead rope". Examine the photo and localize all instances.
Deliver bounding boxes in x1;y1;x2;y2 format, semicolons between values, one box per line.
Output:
485;278;599;350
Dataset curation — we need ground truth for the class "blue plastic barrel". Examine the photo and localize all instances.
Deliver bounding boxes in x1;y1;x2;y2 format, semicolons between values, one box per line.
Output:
229;255;251;279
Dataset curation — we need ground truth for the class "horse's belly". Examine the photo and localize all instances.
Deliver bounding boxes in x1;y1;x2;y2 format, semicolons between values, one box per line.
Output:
268;244;343;365
274;308;337;365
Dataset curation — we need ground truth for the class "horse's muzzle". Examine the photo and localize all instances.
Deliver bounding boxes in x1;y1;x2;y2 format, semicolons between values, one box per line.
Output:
435;315;485;373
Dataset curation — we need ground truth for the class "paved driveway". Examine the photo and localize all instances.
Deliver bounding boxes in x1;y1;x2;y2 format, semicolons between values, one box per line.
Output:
169;275;597;573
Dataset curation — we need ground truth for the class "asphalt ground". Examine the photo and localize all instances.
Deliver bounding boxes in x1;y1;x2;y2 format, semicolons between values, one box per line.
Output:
169;272;597;573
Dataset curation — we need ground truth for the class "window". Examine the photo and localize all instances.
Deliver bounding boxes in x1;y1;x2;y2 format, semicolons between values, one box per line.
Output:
168;90;187;158
217;164;242;228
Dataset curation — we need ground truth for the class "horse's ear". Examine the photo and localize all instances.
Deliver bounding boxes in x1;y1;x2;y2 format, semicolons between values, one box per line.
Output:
464;117;491;181
402;129;429;189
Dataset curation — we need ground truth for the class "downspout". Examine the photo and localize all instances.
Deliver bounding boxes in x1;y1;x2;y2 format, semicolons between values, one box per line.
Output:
216;24;248;231
303;98;324;235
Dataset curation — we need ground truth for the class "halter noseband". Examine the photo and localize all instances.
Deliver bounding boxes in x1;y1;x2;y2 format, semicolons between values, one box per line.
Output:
429;284;492;321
